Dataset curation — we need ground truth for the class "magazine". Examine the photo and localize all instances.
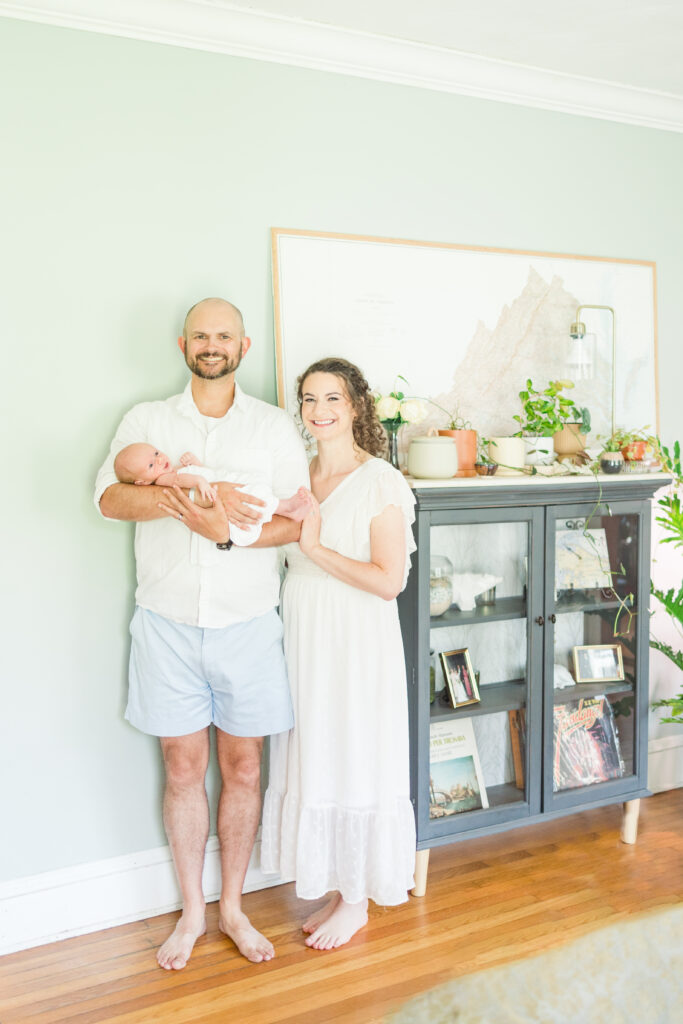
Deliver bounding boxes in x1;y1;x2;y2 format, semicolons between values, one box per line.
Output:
429;719;488;818
553;696;625;792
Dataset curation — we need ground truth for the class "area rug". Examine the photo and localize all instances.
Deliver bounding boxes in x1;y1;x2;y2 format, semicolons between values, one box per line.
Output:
387;904;683;1023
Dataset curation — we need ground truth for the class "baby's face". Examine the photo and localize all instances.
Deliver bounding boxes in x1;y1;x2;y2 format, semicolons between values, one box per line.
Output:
128;444;173;484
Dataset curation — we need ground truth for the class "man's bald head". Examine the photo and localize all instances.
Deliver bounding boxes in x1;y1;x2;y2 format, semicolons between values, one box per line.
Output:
182;298;245;340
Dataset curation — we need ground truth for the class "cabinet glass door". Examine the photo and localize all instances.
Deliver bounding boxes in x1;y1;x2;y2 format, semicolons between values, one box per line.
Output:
418;508;543;842
545;501;646;809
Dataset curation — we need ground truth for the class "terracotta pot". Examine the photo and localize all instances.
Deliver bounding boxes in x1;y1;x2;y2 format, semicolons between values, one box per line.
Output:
554;423;587;461
621;440;648;461
437;428;477;477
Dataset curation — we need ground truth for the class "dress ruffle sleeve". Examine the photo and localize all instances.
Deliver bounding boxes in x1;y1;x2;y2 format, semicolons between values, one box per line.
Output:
366;463;417;591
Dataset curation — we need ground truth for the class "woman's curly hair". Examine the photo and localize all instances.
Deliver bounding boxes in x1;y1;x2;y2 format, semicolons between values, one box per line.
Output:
296;357;387;458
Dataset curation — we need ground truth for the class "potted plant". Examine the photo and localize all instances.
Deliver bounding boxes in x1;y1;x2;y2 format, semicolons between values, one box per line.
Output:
474;435;498;476
427;401;477;476
553;406;592;462
650;440;683;725
514;379;589;466
611;427;659;465
598;433;626;474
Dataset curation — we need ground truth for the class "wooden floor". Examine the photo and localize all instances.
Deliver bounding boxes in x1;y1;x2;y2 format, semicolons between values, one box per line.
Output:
2;790;682;1024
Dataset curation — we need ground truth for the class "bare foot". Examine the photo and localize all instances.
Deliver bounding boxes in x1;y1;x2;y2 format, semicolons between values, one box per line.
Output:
305;898;368;950
156;912;207;970
278;487;313;522
219;909;274;963
302;893;341;934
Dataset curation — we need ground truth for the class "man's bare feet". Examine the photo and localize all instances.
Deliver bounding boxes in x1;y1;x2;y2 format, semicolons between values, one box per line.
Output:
305;898;368;950
219;909;275;963
302;893;341;934
156;912;207;970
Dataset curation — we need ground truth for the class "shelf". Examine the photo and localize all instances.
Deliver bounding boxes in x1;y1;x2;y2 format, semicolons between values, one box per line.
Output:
552;681;634;705
555;593;636;616
430;679;526;719
430;595;526;629
486;783;526;808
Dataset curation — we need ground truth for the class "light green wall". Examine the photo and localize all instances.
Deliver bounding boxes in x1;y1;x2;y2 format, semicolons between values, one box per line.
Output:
1;18;681;881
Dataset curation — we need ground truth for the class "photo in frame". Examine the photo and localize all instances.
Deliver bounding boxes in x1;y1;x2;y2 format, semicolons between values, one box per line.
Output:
440;648;480;708
573;644;625;683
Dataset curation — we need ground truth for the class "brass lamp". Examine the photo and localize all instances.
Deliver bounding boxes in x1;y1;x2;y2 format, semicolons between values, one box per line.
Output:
569;304;616;436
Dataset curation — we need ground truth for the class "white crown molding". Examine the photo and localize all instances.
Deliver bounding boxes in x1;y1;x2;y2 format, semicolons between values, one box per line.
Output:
2;0;683;132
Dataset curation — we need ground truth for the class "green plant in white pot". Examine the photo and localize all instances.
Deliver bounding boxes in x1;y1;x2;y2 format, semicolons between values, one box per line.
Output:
514;379;589;466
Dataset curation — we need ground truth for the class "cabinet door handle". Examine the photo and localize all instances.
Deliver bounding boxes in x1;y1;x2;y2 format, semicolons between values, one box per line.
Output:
535;615;545;626
549;613;557;624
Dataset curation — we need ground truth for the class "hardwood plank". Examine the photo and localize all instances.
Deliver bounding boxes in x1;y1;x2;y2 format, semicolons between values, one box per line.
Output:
1;791;680;1024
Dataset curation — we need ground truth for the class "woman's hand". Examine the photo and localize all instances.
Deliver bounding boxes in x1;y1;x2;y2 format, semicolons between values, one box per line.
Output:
298;492;322;558
158;485;231;543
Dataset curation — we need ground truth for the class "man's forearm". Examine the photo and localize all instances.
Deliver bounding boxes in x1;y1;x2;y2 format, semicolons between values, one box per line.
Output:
99;483;172;521
251;515;302;548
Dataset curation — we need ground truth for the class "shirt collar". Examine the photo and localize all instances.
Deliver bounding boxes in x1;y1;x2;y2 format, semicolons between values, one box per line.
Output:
177;379;247;426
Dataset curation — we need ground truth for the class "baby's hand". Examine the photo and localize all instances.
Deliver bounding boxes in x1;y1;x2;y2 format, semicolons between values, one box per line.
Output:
180;451;201;467
195;478;217;503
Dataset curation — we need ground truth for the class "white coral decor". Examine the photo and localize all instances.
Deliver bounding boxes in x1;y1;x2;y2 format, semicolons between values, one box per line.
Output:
399;399;427;424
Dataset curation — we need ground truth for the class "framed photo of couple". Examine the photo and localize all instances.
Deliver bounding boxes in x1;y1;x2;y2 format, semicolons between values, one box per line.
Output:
440;648;481;709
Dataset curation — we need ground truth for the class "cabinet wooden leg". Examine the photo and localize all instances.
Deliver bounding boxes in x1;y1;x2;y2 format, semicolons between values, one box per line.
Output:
412;849;430;897
621;798;640;844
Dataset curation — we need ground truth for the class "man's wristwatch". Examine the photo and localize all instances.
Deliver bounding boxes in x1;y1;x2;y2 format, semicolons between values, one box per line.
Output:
216;538;233;550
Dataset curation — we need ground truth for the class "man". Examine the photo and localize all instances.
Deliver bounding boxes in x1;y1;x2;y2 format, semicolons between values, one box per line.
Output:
95;298;309;969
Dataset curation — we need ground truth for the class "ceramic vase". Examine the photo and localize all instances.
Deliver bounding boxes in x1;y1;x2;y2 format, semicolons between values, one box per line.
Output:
488;436;525;476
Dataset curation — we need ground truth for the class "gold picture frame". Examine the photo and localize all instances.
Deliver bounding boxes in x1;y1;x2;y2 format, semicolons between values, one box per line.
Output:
572;644;625;683
440;648;481;708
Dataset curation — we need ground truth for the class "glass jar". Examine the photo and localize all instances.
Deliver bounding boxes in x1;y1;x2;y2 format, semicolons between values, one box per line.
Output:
430;555;453;616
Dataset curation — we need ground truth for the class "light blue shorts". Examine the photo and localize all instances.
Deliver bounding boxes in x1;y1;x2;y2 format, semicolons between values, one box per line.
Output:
126;606;294;738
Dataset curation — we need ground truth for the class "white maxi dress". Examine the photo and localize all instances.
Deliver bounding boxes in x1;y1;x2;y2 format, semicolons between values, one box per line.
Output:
261;458;417;906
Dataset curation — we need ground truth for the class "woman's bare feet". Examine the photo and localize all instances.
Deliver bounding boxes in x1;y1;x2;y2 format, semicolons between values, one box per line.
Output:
219;908;275;963
157;911;207;970
305;898;368;950
302;893;341;934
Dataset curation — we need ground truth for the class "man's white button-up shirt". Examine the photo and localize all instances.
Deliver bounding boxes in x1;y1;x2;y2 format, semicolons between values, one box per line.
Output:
94;382;309;628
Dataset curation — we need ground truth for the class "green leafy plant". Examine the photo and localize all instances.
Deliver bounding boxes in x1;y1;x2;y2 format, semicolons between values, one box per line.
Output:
476;435;493;464
650;440;683;725
513;379;590;437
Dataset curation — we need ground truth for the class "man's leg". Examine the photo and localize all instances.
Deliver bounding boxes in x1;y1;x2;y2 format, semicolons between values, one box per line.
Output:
215;730;274;962
157;728;210;970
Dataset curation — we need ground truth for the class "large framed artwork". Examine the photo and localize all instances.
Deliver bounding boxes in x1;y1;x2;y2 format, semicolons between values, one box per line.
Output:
271;229;658;440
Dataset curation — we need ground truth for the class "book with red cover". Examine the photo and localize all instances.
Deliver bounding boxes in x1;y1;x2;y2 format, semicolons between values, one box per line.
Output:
553;696;625;792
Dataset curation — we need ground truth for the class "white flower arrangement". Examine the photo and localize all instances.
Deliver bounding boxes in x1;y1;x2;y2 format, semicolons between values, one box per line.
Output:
374;379;428;426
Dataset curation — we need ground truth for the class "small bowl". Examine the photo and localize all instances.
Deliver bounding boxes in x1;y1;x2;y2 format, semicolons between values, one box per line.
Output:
474;462;498;476
475;587;497;606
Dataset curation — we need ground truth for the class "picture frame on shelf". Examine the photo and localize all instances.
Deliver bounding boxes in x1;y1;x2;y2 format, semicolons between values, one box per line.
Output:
572;644;625;683
440;648;481;708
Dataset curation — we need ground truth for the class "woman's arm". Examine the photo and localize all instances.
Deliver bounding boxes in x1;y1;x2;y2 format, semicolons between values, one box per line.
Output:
300;498;406;601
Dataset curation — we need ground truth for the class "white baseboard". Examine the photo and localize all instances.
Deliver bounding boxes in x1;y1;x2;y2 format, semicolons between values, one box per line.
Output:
0;836;289;957
4;739;680;956
648;734;683;794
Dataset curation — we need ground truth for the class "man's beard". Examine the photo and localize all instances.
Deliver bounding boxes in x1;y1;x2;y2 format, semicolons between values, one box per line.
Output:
185;344;243;380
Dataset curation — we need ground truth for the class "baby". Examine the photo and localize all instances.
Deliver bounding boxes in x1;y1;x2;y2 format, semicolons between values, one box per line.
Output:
114;442;309;547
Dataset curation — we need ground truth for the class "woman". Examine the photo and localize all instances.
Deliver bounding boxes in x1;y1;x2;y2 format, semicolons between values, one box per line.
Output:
261;357;416;950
